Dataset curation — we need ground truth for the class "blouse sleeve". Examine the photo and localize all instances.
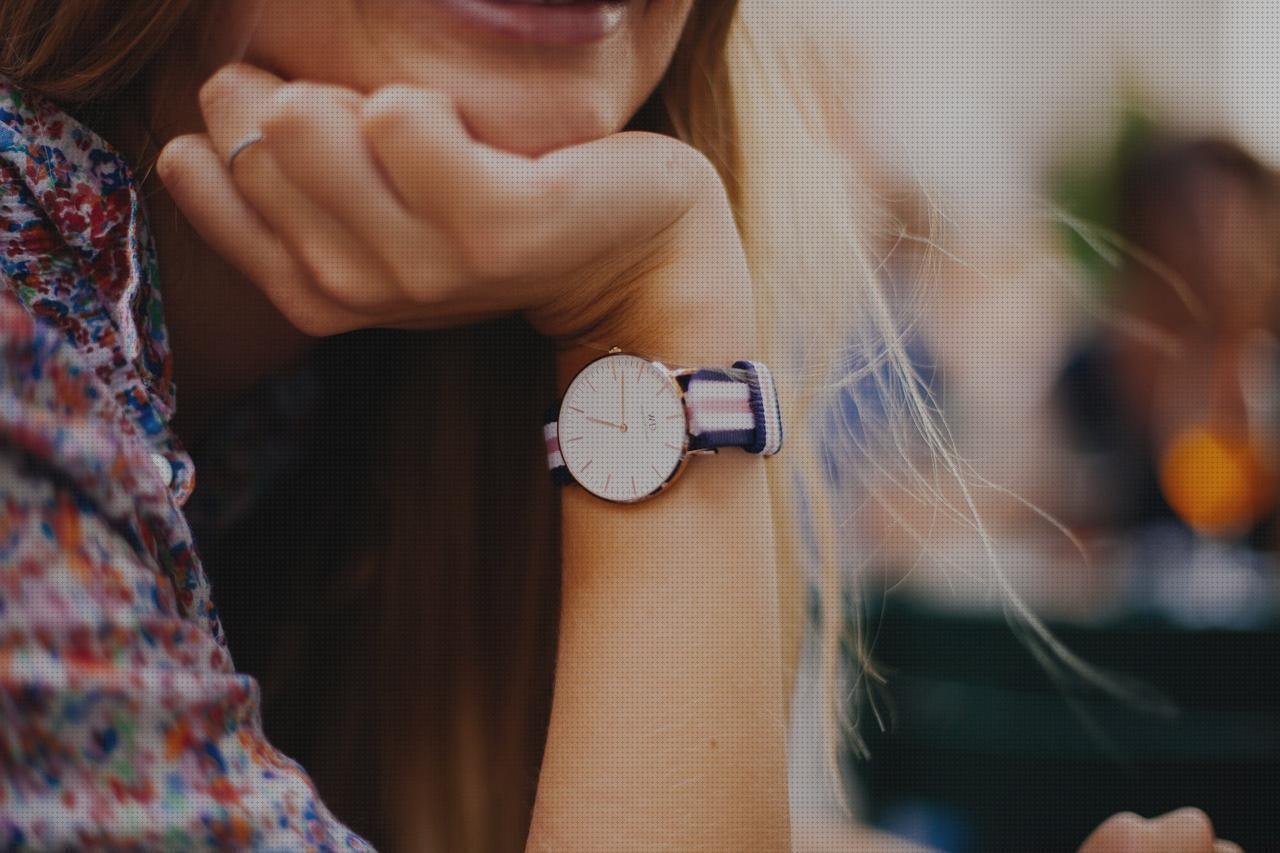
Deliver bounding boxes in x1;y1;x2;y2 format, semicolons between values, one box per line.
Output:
0;294;371;849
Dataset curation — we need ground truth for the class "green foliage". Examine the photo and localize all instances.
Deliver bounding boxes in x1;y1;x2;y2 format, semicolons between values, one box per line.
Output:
1050;103;1161;298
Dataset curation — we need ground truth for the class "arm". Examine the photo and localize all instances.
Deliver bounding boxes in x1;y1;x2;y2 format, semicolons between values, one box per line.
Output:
527;202;791;852
159;64;793;850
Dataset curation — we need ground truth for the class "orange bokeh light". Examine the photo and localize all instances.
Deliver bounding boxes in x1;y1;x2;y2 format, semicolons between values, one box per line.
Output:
1158;426;1275;537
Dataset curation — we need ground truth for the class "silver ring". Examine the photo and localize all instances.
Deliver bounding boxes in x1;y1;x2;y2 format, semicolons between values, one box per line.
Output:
226;130;265;170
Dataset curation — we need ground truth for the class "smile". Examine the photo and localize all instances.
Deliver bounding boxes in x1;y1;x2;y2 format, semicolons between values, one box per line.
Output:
434;0;631;45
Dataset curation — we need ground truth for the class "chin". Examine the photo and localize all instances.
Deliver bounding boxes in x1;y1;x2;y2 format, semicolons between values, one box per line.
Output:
243;0;679;156
245;4;667;157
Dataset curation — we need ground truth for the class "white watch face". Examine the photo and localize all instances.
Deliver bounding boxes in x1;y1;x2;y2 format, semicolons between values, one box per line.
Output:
558;354;688;502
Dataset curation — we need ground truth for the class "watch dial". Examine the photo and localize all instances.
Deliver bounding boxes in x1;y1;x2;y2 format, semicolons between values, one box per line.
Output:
558;354;687;502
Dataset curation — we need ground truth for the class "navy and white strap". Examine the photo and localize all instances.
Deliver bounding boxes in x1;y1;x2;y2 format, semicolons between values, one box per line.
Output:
543;403;574;486
682;360;783;455
544;358;782;482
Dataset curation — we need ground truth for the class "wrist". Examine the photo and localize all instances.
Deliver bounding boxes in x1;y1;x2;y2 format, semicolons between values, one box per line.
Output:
554;201;758;394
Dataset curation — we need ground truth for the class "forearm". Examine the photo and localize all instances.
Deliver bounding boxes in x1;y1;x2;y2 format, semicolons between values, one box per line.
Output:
528;213;791;851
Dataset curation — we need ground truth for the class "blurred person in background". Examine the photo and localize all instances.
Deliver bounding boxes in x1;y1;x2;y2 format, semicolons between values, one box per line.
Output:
1056;134;1280;549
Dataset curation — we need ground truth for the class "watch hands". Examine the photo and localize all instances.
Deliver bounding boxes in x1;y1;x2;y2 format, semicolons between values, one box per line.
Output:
584;414;627;431
620;371;627;429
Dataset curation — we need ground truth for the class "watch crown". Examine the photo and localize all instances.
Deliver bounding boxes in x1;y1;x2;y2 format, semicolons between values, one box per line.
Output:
608;346;623;354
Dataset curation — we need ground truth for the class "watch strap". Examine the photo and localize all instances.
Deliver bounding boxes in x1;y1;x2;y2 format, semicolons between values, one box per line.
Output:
543;402;573;485
682;360;783;455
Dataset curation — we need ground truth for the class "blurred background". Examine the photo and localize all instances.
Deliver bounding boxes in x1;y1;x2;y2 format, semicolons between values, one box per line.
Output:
789;2;1280;850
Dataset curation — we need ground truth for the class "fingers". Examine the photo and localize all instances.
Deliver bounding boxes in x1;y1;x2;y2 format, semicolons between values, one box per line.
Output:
1080;809;1241;853
1151;807;1220;853
357;86;492;226
258;80;444;292
358;85;518;289
171;63;725;338
360;89;711;285
155;133;366;337
197;63;400;317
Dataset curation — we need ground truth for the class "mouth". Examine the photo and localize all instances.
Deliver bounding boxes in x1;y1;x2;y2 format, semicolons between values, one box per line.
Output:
434;0;631;45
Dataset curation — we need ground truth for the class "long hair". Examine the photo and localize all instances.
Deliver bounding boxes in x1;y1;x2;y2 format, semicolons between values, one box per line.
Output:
0;1;942;849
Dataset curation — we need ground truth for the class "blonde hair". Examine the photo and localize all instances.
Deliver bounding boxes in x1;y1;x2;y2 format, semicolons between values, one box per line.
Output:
727;0;934;797
0;0;972;847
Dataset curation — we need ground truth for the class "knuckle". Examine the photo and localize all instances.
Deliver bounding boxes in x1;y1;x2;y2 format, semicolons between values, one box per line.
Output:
676;144;718;180
296;249;386;312
1089;812;1150;850
289;242;342;298
647;139;725;210
198;64;246;112
361;85;447;131
155;134;201;186
270;286;340;337
680;147;727;201
263;81;322;131
286;308;342;338
291;238;325;275
1171;807;1215;841
325;275;383;311
1109;811;1147;832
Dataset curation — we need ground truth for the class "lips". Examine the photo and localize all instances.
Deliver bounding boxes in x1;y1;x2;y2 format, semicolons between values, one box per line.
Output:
434;0;630;45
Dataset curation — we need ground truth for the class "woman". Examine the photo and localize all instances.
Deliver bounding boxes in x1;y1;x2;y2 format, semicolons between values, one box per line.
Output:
0;1;1232;850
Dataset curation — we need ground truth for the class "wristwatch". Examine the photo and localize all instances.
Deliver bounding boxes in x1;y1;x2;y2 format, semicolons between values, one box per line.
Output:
544;347;783;503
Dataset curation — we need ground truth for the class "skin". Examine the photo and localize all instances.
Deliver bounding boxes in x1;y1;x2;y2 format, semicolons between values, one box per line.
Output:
120;1;1237;850
144;1;789;850
1111;169;1280;453
1080;809;1242;853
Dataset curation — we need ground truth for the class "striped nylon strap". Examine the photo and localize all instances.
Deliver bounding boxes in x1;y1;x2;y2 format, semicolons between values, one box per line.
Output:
682;360;783;455
543;359;782;482
543;413;573;485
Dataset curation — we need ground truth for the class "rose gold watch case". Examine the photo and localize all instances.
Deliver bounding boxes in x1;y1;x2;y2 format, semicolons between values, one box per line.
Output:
557;349;717;504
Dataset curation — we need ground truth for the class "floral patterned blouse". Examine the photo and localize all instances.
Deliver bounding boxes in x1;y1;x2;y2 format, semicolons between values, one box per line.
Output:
0;75;372;849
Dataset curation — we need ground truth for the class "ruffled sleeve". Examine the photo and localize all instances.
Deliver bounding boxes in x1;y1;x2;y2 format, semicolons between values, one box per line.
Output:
0;292;370;850
0;76;372;850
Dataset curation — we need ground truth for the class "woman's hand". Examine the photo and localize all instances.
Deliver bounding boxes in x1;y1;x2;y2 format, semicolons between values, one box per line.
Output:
156;62;741;353
1080;809;1243;853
